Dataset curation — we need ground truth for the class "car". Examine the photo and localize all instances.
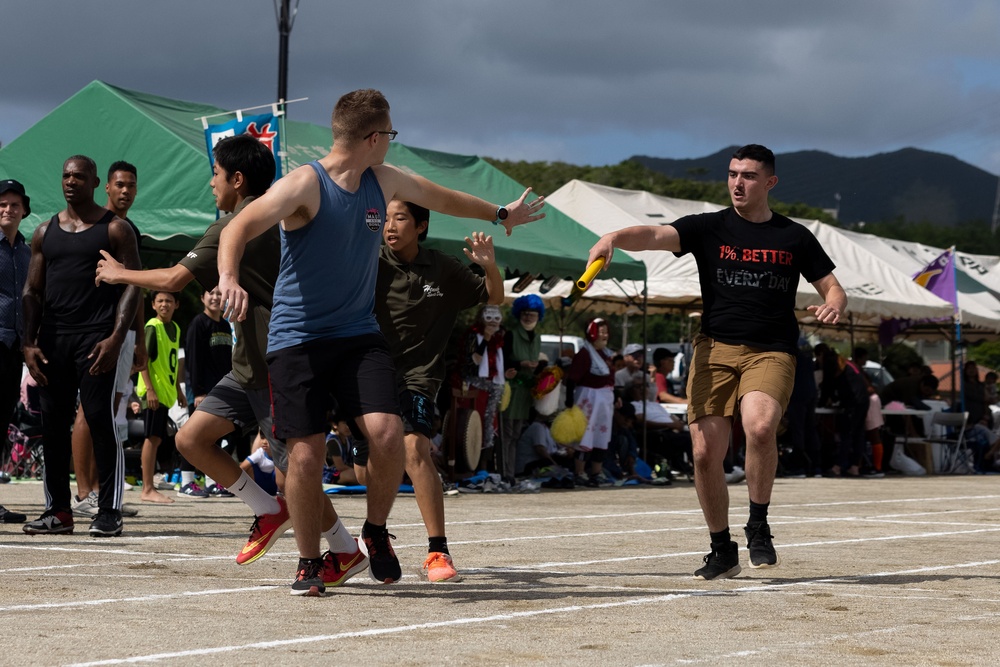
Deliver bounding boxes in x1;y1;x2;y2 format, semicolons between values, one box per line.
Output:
863;360;894;392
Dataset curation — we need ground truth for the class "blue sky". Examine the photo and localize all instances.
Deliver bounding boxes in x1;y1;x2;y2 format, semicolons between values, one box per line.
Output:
2;0;1000;175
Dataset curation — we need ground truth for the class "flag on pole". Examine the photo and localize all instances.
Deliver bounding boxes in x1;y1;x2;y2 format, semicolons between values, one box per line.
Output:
880;246;959;345
203;112;282;179
912;247;958;315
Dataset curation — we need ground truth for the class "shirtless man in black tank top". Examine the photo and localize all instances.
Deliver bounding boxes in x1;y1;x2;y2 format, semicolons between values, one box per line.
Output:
21;155;141;538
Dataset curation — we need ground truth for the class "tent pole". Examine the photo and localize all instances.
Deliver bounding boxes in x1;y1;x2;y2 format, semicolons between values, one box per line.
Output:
641;274;648;464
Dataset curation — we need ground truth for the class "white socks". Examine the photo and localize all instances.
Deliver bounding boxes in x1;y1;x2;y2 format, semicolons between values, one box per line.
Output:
323;518;358;553
229;470;281;516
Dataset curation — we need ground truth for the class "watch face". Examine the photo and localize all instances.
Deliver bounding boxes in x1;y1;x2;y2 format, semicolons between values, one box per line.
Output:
498;207;509;220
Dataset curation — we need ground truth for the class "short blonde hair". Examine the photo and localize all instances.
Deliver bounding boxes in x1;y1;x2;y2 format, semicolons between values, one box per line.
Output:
331;89;391;144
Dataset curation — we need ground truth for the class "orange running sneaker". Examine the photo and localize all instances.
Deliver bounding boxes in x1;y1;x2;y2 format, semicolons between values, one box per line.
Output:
421;552;460;583
236;496;291;565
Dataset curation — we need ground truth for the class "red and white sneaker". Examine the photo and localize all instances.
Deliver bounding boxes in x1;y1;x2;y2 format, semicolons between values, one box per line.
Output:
421;552;460;583
322;540;369;587
236;496;291;565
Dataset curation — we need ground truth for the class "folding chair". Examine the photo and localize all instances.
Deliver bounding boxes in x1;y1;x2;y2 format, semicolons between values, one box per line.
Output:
925;411;969;474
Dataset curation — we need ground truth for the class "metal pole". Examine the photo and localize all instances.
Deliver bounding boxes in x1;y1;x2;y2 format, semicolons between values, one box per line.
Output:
277;0;292;105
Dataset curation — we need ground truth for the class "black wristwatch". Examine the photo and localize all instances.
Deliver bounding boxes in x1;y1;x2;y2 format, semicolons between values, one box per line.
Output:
493;206;508;225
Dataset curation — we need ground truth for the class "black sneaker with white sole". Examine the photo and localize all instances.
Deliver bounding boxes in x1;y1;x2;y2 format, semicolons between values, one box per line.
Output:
89;509;123;537
744;521;779;568
0;505;27;524
291;557;326;597
694;540;742;580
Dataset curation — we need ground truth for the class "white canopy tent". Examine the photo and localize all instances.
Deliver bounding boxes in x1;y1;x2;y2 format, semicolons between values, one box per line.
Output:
835;229;1000;331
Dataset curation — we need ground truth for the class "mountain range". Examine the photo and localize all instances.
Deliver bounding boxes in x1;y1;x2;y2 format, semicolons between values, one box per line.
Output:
630;147;999;227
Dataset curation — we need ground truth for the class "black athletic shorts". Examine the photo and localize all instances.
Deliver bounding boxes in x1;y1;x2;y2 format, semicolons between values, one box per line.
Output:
399;388;434;438
266;333;400;440
142;405;170;440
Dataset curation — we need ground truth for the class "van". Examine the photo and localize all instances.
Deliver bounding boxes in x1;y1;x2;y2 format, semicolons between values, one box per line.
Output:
540;334;585;367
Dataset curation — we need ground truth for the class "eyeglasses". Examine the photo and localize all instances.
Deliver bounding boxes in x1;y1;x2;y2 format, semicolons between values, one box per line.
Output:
364;129;398;141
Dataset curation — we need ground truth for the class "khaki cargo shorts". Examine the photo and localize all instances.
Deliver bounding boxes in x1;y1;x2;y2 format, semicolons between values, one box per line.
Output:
685;334;796;423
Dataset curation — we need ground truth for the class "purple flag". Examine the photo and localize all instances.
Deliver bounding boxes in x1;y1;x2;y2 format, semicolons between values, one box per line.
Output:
912;248;958;312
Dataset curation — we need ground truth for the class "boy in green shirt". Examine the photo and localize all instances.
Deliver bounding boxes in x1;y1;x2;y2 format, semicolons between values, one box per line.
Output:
136;290;187;503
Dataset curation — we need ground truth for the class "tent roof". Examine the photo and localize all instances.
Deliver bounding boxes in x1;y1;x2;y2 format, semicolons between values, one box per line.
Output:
835;229;1000;331
0;81;643;281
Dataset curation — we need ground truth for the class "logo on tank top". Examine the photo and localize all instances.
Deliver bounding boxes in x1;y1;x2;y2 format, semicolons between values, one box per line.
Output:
365;208;383;232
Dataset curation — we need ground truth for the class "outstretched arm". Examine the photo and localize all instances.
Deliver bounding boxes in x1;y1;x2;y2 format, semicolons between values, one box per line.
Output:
96;251;195;292
376;164;545;236
808;273;847;325
587;225;681;270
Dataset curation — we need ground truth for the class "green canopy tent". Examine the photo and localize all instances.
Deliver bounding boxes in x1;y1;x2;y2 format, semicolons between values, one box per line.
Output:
0;80;644;282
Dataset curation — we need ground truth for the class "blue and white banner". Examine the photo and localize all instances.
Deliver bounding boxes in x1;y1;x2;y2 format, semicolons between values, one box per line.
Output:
203;112;282;178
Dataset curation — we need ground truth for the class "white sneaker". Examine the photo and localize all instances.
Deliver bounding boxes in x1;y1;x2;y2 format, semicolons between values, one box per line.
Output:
153;473;175;490
71;492;99;517
725;466;746;484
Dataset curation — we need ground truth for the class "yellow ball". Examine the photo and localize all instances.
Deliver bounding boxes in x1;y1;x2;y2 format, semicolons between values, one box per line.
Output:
551;406;588;445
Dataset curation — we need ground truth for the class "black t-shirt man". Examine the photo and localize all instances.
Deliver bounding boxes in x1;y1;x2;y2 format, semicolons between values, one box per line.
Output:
672;208;836;354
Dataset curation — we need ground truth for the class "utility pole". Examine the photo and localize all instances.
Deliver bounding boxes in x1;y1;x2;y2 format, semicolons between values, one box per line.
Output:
276;0;299;106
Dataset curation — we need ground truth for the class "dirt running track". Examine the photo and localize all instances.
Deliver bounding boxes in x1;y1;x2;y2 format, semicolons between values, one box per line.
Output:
1;475;998;666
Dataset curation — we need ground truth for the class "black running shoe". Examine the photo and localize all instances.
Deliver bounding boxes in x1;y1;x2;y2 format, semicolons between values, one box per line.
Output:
693;540;741;580
359;526;402;584
89;509;123;537
291;557;326;597
0;505;26;524
744;521;779;568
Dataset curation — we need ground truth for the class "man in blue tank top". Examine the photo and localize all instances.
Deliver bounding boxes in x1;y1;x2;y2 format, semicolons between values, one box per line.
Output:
218;88;545;596
21;155;142;538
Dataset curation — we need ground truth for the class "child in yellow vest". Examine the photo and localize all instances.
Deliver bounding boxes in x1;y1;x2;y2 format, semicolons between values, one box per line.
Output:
136;291;187;503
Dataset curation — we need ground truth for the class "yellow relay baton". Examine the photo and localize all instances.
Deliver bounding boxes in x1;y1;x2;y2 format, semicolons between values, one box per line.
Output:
575;257;606;291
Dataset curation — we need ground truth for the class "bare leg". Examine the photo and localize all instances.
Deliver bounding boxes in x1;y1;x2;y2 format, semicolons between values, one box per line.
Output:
284;434;327;559
175;411;244;489
690;415;732;532
405;432;445;538
140;434;173;503
355;412;404;525
740;391;781;505
71;406;98;498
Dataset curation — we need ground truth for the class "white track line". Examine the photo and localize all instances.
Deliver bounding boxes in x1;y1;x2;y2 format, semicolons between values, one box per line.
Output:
4;500;997;573
65;558;1000;667
0;586;276;613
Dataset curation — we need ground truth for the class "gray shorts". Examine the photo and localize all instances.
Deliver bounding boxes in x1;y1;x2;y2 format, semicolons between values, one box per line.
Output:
196;372;288;472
